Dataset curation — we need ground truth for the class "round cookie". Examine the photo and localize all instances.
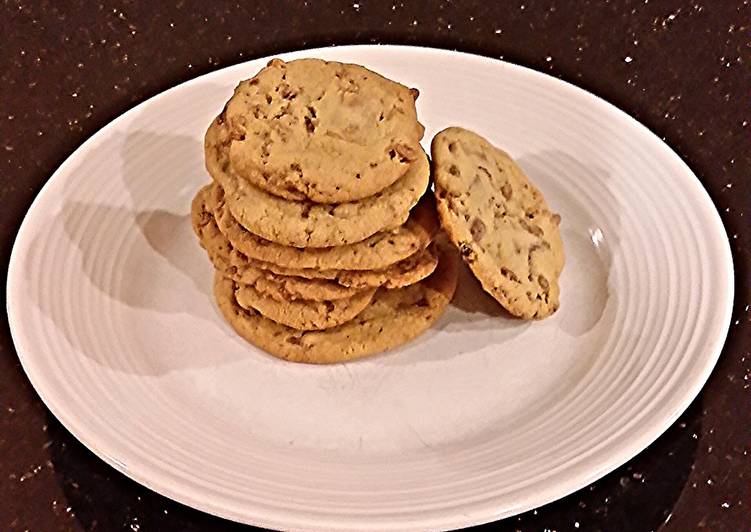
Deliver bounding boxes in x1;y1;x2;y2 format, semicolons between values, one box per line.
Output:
258;245;438;289
192;185;437;294
191;186;365;301
213;243;459;364
431;127;565;320
234;283;376;331
222;58;425;203
205;118;430;248
209;183;439;271
250;274;363;302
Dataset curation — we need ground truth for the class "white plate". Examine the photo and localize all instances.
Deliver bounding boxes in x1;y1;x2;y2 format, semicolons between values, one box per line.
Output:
7;46;733;531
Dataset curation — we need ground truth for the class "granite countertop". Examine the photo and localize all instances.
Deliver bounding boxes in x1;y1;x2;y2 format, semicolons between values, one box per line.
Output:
1;1;748;530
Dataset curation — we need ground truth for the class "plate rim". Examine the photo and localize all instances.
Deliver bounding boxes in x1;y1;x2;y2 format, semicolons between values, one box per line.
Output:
5;44;735;531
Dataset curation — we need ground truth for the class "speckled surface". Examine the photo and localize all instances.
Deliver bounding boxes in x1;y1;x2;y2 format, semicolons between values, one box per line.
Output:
1;1;748;530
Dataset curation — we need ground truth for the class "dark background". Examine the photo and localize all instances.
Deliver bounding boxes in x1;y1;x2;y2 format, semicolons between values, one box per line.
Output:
1;1;749;530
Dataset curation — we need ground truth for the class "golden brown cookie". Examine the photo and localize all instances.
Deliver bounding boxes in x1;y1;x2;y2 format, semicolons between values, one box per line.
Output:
209;182;438;271
192;184;438;291
432;127;564;319
259;245;439;290
234;283;376;331
249;273;364;302
191;187;438;301
221;58;424;203
213;242;459;364
204;118;430;247
191;186;365;301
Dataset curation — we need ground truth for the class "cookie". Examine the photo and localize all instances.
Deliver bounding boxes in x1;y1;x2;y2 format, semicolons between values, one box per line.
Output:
192;186;365;301
431;127;564;319
193;185;437;291
221;58;424;203
213;242;459;364
205;118;430;247
249;273;364;302
209;182;438;271
258;245;439;290
234;283;376;331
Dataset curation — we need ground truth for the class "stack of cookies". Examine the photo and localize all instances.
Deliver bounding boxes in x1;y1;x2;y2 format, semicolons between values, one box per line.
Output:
191;58;458;364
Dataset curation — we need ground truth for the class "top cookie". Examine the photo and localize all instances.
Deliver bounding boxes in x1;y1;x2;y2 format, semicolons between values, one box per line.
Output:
432;127;565;320
222;58;424;203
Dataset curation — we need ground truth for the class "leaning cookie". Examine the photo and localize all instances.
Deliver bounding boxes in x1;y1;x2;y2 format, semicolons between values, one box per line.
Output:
213;242;459;364
431;127;564;319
